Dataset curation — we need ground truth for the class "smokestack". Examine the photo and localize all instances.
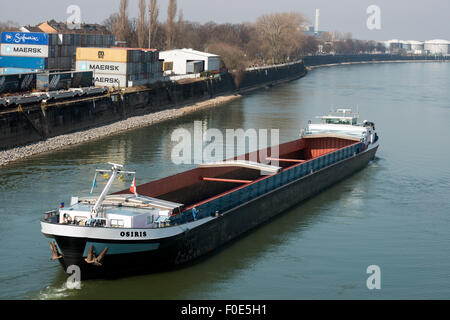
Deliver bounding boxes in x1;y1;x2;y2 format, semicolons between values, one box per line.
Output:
314;8;320;34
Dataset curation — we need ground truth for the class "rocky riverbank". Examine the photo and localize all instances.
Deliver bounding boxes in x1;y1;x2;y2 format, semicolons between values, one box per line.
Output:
0;93;242;167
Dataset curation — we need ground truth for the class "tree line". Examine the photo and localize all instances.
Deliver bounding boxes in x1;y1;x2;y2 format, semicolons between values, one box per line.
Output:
104;0;389;72
104;0;321;72
0;0;389;72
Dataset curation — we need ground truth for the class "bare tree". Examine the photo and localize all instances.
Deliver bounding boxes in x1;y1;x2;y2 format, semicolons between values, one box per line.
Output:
207;42;249;86
137;0;147;48
255;12;308;63
0;21;19;32
116;0;130;44
166;0;177;49
149;0;159;48
102;14;118;33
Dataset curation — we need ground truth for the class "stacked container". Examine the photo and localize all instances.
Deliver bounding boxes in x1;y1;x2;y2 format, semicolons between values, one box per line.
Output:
76;47;163;88
1;31;115;72
0;32;49;71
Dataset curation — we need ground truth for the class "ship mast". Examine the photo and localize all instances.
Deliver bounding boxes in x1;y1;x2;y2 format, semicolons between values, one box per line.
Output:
90;163;135;218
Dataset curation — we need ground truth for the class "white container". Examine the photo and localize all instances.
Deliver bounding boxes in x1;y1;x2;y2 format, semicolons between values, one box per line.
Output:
76;60;128;75
93;73;127;87
1;43;49;58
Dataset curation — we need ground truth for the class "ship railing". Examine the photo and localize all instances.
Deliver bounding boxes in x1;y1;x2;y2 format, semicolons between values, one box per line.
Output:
169;142;364;225
43;210;59;223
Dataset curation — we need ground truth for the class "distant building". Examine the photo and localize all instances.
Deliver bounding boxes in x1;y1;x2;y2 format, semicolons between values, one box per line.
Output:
159;49;220;75
385;39;449;55
303;26;324;37
20;20;111;35
424;39;450;56
407;40;424;54
302;8;325;37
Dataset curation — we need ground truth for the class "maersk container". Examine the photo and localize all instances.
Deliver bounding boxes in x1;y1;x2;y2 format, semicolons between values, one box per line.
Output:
93;73;127;88
76;60;128;75
1;43;49;58
0;56;48;69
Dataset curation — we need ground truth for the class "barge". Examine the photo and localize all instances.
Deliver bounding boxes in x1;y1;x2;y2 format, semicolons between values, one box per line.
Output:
41;109;379;279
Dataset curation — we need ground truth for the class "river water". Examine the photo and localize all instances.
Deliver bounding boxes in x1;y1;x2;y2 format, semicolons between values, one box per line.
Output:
0;62;449;299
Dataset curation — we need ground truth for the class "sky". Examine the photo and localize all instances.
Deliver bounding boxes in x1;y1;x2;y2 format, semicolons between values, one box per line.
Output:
0;0;449;41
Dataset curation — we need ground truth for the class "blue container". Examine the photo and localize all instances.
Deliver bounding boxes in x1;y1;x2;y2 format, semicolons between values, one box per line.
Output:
1;31;49;45
0;56;48;70
0;67;40;75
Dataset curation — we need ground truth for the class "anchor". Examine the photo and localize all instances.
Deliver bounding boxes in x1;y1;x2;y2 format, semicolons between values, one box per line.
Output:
49;241;62;260
84;245;108;266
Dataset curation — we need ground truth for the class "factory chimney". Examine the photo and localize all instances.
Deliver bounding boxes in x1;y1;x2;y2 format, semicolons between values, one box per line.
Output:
314;9;320;34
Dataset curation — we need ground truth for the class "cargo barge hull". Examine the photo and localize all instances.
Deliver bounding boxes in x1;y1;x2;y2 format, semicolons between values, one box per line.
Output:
43;145;377;279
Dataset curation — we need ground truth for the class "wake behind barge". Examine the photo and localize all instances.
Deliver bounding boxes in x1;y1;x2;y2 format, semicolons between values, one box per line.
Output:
41;109;379;279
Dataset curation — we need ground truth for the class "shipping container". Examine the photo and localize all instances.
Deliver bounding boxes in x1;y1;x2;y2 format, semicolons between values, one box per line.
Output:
93;73;127;88
1;43;49;58
1;31;49;45
76;60;128;75
76;47;131;62
0;56;48;69
74;34;82;47
49;34;58;46
0;67;41;75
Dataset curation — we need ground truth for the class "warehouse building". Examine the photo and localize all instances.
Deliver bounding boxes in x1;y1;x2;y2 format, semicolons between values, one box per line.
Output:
158;48;220;75
407;40;424;54
424;39;450;56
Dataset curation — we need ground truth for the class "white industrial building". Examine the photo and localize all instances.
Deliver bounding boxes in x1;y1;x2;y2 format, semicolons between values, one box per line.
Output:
407;40;424;54
424;39;450;55
159;48;220;75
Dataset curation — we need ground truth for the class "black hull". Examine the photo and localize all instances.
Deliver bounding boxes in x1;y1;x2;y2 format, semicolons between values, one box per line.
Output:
44;146;378;279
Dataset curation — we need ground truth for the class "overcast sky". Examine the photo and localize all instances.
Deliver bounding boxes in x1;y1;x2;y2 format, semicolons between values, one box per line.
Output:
1;0;449;41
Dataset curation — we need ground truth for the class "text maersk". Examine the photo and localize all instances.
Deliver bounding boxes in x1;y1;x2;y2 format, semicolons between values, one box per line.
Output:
1;44;49;58
90;64;120;72
77;61;127;75
94;76;121;84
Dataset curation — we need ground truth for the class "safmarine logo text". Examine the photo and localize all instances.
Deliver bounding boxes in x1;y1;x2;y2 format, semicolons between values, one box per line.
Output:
1;32;49;45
